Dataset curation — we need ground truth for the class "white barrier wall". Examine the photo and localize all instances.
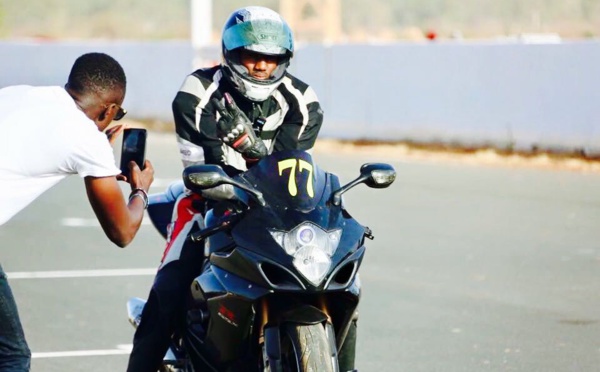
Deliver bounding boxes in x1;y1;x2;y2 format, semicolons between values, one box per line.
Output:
1;40;598;154
291;41;600;154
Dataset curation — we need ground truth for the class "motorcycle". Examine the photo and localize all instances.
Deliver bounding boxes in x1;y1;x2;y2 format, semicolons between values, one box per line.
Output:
127;149;396;371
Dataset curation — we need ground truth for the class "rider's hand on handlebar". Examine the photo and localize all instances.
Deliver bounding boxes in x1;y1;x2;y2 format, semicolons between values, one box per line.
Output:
212;93;267;161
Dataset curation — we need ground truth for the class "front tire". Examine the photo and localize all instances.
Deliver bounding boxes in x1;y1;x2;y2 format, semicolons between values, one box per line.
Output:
280;323;335;372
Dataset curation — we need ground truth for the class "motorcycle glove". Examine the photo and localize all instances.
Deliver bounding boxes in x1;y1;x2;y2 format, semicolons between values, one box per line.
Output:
212;93;268;162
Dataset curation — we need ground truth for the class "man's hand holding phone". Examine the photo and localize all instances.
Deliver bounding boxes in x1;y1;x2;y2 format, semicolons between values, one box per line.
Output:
120;128;147;180
126;159;154;195
119;128;154;192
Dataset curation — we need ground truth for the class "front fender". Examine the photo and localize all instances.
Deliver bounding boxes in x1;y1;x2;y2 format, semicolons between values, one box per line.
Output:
272;304;329;326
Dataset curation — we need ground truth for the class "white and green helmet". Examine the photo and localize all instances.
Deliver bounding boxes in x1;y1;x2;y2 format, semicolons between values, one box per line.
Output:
221;6;294;102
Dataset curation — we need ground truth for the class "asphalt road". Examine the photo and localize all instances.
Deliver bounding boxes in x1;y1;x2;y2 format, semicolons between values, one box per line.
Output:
2;132;599;372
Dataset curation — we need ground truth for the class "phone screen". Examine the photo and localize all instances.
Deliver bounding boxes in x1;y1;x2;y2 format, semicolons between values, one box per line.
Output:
120;128;147;180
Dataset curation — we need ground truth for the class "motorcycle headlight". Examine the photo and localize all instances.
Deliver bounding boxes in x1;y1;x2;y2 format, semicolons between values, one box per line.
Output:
270;223;342;286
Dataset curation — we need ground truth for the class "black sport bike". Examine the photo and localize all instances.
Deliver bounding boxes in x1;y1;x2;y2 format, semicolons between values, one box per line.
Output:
127;149;396;371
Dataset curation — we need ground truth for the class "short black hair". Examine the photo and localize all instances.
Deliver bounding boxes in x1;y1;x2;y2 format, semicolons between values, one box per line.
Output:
67;52;126;96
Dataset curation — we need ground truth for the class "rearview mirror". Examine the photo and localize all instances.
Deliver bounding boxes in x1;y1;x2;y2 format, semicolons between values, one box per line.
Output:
183;165;266;206
360;163;396;188
331;163;396;206
183;165;228;190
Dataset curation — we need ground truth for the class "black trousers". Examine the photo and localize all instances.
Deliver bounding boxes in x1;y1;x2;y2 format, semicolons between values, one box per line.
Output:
0;264;31;371
126;240;204;372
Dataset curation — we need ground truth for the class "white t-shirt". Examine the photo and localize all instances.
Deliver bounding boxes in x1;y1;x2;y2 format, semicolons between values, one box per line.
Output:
0;85;120;225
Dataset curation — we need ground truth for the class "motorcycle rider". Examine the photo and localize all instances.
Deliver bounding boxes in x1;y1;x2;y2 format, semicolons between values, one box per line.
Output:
127;6;357;371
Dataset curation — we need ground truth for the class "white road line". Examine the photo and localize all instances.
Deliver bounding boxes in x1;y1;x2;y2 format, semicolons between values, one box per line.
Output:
32;344;133;359
6;268;156;279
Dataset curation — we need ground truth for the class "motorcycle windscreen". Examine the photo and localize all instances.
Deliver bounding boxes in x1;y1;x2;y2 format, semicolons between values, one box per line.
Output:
240;150;328;211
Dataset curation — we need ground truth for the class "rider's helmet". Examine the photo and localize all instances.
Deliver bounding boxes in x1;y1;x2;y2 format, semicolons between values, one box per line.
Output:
220;6;294;102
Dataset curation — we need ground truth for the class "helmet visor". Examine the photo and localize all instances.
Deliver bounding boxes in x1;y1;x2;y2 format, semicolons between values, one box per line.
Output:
223;19;293;56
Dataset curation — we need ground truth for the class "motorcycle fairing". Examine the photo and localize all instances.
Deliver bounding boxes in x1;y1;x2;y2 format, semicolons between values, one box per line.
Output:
188;254;363;368
210;248;307;290
167;149;385;370
239;150;328;212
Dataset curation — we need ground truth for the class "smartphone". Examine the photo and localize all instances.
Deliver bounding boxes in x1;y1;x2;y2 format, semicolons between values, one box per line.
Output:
120;128;147;180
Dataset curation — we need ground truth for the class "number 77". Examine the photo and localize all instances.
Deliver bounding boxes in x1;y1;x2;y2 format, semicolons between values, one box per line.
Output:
278;159;314;197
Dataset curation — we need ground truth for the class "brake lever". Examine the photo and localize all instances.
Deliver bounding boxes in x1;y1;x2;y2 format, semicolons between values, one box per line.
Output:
189;213;243;243
190;222;229;243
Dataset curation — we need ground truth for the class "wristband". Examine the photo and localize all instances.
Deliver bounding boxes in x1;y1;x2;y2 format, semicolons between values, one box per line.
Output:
129;188;148;209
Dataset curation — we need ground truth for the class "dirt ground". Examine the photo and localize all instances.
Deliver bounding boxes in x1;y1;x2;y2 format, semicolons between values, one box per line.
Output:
125;120;600;174
312;139;600;174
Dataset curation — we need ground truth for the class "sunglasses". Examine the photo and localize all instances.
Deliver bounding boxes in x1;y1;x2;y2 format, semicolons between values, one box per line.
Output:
114;106;127;121
100;104;127;122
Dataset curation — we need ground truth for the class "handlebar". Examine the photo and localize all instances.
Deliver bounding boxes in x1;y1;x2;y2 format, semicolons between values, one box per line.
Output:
188;213;242;243
189;222;228;243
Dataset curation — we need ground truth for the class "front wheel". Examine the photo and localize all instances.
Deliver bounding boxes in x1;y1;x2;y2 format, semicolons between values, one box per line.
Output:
279;323;336;372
